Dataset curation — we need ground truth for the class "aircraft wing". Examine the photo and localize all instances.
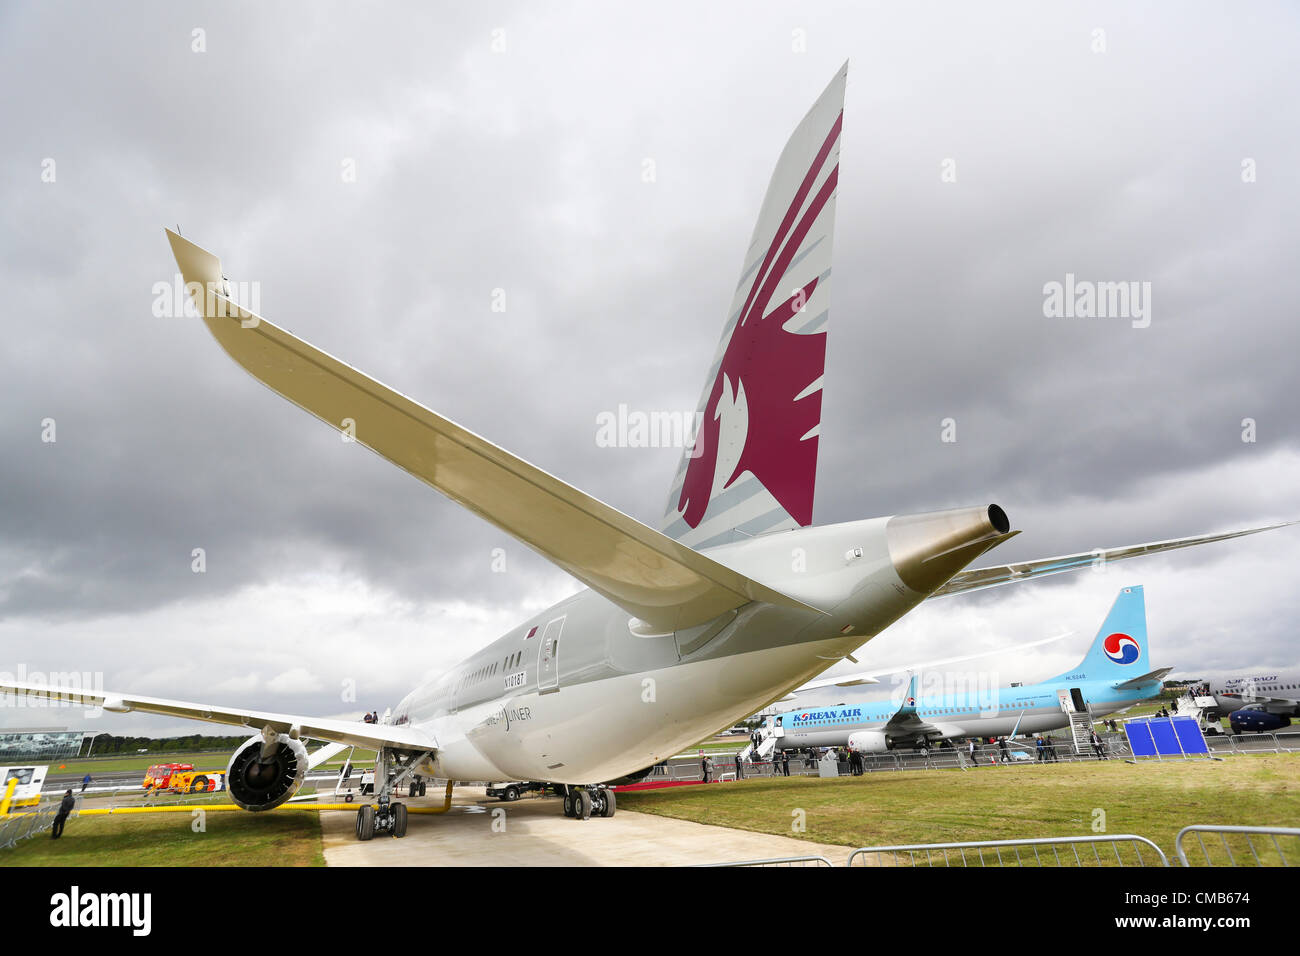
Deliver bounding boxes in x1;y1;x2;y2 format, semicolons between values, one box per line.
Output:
881;675;928;735
165;230;820;636
930;522;1296;598
0;680;438;753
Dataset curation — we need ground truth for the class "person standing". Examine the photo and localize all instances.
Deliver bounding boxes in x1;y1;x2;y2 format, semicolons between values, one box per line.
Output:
734;752;745;781
51;789;76;839
701;753;713;783
781;751;791;777
1035;735;1045;762
998;737;1010;763
80;773;91;793
967;738;978;765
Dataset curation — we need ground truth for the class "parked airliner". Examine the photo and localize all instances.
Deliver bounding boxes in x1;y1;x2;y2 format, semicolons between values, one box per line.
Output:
1205;673;1300;732
3;64;1289;838
765;586;1166;754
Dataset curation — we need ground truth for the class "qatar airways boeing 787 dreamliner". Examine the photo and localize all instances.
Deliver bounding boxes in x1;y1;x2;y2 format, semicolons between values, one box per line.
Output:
4;64;1288;837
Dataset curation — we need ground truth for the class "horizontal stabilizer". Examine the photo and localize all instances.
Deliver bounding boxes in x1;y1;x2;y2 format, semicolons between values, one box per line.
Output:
166;230;822;635
1114;666;1173;690
931;522;1296;598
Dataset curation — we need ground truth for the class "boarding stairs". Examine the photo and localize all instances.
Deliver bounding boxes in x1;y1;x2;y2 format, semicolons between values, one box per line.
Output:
1176;695;1224;736
1068;711;1094;755
738;719;784;762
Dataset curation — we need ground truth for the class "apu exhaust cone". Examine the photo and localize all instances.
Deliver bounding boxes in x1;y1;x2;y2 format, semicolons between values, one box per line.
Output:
886;505;1013;596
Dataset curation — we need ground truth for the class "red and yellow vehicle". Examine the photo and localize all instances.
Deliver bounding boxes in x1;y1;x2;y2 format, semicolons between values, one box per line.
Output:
142;763;193;790
143;763;227;793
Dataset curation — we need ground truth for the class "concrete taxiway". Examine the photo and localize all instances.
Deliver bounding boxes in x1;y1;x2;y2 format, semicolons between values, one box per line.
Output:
319;786;847;866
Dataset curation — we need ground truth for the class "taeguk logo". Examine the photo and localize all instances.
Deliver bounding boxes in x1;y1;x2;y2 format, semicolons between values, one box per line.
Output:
1103;632;1140;665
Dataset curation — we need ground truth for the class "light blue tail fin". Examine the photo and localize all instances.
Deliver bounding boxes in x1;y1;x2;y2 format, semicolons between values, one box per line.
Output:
1051;586;1147;681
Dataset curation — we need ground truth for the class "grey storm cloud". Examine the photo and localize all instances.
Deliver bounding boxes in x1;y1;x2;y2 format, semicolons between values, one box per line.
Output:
1;0;1298;732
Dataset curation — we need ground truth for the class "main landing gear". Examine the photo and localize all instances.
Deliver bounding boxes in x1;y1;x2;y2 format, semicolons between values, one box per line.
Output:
561;785;616;820
355;795;409;841
353;747;431;841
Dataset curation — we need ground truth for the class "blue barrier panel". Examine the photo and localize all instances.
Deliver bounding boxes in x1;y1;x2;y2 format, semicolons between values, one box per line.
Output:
1150;718;1180;753
1125;720;1156;757
1125;716;1209;757
1172;716;1210;754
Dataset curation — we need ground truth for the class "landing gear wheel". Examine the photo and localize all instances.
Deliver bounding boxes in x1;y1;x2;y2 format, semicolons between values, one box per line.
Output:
575;789;593;820
599;788;616;818
418;781;427;797
356;804;375;841
409;783;418;798
392;802;408;838
562;792;576;817
504;785;520;802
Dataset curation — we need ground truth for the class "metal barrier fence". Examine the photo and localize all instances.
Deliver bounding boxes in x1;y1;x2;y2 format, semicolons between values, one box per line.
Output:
846;834;1169;868
0;806;58;849
697;855;833;867
1175;826;1300;867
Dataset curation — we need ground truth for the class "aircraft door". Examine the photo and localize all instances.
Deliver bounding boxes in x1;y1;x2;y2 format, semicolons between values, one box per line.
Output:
537;617;564;695
1070;688;1087;712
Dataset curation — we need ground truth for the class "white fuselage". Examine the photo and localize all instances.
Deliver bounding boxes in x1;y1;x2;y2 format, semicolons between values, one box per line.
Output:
395;517;925;784
1210;672;1300;714
775;683;1160;751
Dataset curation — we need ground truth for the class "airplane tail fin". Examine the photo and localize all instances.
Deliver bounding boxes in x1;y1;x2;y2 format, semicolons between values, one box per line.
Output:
1052;586;1148;681
661;65;847;549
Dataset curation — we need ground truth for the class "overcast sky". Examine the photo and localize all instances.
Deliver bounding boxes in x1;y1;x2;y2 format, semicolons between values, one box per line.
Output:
2;1;1298;735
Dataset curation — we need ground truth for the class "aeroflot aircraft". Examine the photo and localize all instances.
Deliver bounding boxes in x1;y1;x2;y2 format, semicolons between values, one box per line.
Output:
4;65;1289;838
1206;673;1300;732
768;586;1167;754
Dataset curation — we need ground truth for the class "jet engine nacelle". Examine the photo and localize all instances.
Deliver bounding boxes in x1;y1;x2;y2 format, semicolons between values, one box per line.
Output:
226;732;309;811
847;731;891;754
1229;709;1292;734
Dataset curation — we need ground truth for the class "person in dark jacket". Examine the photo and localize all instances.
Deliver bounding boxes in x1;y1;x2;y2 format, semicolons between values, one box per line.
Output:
781;751;791;776
51;789;76;839
701;754;713;783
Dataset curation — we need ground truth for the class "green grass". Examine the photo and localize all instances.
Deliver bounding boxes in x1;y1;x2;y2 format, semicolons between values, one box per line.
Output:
616;754;1300;863
0;809;325;867
50;747;377;779
48;751;233;778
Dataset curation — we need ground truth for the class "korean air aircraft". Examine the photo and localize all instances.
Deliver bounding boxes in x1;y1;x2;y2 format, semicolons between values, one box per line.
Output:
5;66;1288;839
769;586;1165;753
